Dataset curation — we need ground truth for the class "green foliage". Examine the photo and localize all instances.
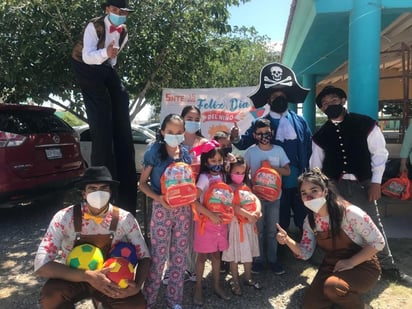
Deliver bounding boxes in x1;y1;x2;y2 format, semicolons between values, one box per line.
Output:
59;111;85;127
0;0;275;120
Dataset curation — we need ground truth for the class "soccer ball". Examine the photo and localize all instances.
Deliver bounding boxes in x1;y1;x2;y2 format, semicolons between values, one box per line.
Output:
109;242;138;266
66;244;104;270
103;257;135;288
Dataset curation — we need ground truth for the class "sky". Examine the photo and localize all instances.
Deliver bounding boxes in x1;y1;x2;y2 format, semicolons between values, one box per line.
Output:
228;0;292;42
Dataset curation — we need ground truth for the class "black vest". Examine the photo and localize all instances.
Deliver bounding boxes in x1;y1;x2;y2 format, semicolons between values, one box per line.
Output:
313;113;376;181
71;16;127;64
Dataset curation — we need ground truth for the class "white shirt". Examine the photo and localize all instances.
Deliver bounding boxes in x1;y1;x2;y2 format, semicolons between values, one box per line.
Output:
82;15;128;66
310;124;388;183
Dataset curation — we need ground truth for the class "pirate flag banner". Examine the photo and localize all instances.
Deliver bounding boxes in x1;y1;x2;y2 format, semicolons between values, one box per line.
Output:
160;87;269;141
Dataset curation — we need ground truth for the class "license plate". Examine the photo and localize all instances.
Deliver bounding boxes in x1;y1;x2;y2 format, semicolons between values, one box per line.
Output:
45;148;62;159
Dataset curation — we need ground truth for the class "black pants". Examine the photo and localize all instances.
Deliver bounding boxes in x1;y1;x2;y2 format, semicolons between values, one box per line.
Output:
72;59;137;214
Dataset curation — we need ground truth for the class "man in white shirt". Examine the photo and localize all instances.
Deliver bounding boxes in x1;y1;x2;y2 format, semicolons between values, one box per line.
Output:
310;86;412;286
71;0;137;215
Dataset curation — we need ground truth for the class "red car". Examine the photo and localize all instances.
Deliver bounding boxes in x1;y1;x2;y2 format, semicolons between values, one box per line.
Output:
0;104;84;207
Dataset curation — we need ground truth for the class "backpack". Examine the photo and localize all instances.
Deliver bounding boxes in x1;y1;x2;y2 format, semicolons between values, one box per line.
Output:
233;184;258;242
252;160;282;201
203;180;234;225
233;184;257;223
381;172;411;200
160;161;197;207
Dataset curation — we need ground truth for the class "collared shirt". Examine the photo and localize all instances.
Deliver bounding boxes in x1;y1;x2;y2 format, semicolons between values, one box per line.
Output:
82;15;128;66
310;124;388;183
34;203;150;271
297;205;385;260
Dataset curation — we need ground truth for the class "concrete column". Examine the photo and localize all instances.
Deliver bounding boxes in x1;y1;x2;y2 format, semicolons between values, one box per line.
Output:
348;0;381;120
302;74;316;133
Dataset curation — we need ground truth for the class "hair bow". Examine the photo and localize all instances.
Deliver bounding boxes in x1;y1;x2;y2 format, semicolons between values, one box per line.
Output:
190;140;220;156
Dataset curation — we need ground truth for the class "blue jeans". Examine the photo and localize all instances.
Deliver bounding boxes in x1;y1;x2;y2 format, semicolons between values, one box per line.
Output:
255;199;280;265
279;187;307;231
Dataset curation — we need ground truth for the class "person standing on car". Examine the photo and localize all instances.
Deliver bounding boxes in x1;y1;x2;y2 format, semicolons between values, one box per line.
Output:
34;166;151;309
71;0;137;215
311;85;412;286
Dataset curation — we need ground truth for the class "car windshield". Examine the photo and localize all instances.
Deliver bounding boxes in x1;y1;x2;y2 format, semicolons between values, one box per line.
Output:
0;111;72;134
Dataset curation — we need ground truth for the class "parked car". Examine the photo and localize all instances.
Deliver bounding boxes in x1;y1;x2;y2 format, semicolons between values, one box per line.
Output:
74;124;155;174
0;104;85;207
143;122;160;134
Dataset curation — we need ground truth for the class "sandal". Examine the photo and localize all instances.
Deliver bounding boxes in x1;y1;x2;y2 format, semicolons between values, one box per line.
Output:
230;281;242;296
244;279;262;290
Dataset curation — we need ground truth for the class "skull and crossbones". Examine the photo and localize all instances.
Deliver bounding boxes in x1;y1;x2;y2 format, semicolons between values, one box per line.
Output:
264;65;293;89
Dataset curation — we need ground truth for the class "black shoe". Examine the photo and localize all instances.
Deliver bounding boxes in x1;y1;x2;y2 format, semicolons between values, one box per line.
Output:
381;268;412;286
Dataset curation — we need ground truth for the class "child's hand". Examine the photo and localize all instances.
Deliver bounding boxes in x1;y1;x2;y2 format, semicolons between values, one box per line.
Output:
209;212;222;224
158;195;172;210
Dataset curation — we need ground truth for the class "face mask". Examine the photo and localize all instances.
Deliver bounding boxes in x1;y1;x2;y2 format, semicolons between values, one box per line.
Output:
207;164;222;173
164;134;184;147
86;191;111;209
109;12;127;26
256;132;272;145
270;96;289;113
324;104;344;119
222;147;233;156
303;197;326;213
185;121;201;134
231;173;245;184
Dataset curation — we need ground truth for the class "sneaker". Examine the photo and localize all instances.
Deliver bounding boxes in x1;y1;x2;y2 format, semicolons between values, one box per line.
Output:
269;262;285;275
251;262;265;274
381;268;412;286
185;270;196;282
162;269;170;285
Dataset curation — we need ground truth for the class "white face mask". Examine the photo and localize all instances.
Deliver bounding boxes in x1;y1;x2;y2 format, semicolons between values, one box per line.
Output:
164;133;184;147
185;121;201;134
86;191;111;209
303;197;326;213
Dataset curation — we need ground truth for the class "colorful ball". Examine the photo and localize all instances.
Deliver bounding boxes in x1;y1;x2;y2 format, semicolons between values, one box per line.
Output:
66;244;104;270
103;257;135;288
109;242;138;266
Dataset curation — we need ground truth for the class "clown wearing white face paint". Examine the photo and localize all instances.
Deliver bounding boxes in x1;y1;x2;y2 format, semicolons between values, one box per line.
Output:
276;168;384;309
34;166;150;309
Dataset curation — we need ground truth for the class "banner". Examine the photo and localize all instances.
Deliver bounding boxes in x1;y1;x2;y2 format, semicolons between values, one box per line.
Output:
160;87;268;140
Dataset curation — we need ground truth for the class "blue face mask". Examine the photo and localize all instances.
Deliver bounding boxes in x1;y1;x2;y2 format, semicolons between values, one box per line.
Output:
109;12;127;26
164;134;184;148
207;164;222;173
185;121;201;134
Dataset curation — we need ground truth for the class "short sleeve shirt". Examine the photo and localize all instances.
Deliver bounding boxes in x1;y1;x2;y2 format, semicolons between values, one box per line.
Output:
142;142;192;194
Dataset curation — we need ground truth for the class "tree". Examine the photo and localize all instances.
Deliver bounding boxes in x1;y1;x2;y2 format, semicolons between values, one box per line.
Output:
1;0;277;121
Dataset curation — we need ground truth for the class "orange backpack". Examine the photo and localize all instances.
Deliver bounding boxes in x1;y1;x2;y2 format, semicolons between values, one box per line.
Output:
160;161;197;207
203;180;234;225
233;184;258;242
233;184;257;223
381;172;411;200
252;160;282;201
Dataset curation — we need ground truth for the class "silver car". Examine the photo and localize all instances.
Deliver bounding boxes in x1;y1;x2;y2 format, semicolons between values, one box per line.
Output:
74;124;155;174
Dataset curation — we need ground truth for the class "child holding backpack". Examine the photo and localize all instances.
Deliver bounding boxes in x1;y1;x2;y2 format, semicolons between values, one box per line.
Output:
139;114;194;309
244;118;291;275
191;140;232;305
222;156;262;296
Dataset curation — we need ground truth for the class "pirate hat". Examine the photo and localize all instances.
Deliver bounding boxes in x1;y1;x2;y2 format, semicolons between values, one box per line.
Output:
101;0;134;12
75;166;119;189
248;62;310;108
